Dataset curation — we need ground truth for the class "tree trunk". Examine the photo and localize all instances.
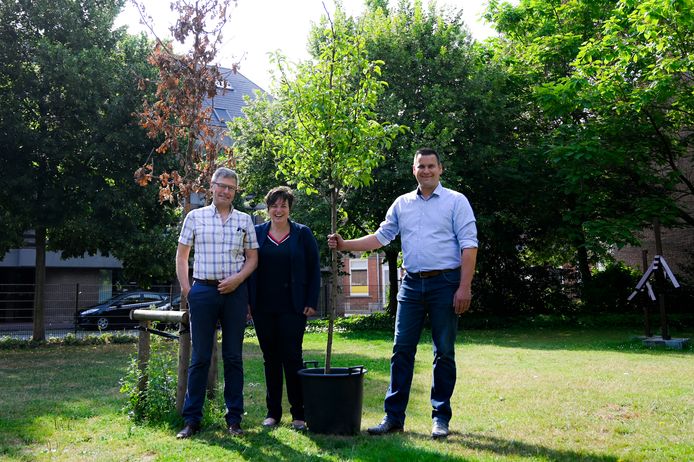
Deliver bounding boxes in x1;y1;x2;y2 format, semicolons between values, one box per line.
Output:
325;186;338;373
576;236;591;286
385;248;399;317
32;227;46;341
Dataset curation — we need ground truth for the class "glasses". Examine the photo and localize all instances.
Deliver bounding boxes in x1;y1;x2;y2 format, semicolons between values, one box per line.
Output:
213;182;238;192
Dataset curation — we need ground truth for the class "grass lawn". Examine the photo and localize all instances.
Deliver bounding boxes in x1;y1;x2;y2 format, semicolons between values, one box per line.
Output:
0;326;692;461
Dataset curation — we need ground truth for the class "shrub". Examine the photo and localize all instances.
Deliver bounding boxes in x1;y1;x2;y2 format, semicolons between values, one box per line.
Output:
582;262;640;313
120;337;181;425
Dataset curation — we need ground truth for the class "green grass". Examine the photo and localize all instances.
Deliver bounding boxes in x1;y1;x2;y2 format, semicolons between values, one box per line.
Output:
0;327;692;461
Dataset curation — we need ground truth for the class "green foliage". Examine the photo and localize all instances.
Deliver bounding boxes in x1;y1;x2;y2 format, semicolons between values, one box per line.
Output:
486;0;694;262
271;8;400;202
306;312;394;333
582;262;641;313
120;338;180;424
0;332;137;349
0;1;179;286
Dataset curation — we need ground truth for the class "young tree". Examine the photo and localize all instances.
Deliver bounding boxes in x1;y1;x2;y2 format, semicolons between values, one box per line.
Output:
270;6;400;371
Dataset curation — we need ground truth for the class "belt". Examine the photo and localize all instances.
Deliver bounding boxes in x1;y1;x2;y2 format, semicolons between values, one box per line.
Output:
193;278;220;286
406;267;460;279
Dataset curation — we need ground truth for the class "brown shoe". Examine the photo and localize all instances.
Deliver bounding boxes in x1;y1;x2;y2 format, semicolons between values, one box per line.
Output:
228;422;244;436
176;423;200;439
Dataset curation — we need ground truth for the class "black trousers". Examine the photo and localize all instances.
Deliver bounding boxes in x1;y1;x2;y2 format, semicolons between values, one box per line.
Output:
253;310;307;421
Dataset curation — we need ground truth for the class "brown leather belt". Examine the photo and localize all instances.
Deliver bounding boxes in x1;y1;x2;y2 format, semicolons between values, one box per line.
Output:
406;267;460;279
193;278;220;286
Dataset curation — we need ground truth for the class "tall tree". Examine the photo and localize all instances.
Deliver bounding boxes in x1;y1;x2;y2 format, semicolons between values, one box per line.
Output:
0;0;176;340
352;1;541;314
484;0;662;287
572;0;694;226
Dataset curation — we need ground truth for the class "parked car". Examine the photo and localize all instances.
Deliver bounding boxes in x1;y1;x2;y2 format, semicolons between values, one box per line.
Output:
76;291;170;330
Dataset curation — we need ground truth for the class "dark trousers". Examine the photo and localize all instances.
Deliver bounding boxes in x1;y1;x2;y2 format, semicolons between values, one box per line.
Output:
253;310;307;421
181;281;248;426
385;270;460;426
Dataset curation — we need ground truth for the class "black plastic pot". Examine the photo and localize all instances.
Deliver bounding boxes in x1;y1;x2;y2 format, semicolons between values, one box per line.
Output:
298;365;367;435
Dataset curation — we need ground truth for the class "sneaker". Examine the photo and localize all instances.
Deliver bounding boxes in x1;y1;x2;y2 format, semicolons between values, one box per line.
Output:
367;418;404;435
431;419;449;439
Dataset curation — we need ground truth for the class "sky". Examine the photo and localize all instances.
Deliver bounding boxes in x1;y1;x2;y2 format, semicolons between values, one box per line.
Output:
115;0;497;91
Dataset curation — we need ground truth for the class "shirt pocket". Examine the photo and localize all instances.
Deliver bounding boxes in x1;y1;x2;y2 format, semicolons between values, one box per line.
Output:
226;228;246;257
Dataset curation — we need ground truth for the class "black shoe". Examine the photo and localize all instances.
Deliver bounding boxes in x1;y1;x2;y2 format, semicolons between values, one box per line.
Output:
228;422;244;436
431;419;449;439
176;423;200;439
367;418;404;435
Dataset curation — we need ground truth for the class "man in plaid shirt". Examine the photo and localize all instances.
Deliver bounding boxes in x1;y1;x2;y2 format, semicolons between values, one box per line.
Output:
175;167;259;438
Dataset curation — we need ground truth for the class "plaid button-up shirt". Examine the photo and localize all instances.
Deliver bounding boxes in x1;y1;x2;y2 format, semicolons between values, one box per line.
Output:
178;204;259;280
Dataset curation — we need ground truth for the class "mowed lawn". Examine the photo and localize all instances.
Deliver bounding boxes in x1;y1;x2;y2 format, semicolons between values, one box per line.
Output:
0;326;692;461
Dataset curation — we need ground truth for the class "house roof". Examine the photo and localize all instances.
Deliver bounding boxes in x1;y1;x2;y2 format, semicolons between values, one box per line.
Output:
204;66;266;130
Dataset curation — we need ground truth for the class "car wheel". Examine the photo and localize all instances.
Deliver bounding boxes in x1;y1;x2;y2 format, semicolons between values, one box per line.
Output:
97;317;109;330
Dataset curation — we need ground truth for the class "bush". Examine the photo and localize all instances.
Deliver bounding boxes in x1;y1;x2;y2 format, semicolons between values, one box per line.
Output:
0;333;137;349
119;335;227;427
582;262;641;313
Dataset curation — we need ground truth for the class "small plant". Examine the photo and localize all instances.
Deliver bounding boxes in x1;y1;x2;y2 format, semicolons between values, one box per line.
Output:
120;337;179;424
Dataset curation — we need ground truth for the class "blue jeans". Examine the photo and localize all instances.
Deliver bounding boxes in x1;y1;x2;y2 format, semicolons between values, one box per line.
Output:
181;281;248;426
384;270;460;426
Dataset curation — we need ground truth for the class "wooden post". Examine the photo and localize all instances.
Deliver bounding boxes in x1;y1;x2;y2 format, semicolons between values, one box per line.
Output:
652;220;670;340
137;320;151;396
641;250;652;337
653;218;663;256
176;293;191;413
206;334;219;399
74;283;80;336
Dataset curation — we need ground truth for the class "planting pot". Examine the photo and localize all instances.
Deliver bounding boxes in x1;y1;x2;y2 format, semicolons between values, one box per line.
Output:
298;365;367;435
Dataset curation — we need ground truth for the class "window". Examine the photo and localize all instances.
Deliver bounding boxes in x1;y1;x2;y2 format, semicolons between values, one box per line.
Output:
142;293;163;303
213;107;232;123
349;258;369;296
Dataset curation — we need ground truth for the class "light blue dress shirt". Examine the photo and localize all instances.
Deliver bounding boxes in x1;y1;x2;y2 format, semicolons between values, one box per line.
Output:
374;183;477;273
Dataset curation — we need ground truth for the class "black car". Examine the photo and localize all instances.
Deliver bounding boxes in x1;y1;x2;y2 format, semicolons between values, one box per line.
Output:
76;291;170;330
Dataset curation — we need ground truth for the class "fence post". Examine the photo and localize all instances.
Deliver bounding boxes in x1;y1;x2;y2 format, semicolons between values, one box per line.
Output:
74;283;80;336
137;320;151;396
176;293;191;413
207;336;219;399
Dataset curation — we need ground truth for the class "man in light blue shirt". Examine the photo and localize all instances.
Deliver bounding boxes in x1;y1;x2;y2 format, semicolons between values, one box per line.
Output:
328;148;478;439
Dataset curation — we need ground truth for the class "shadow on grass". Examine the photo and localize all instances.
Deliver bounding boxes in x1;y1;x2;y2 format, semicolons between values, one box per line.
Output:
330;325;693;355
457;432;619;462
458;329;693;355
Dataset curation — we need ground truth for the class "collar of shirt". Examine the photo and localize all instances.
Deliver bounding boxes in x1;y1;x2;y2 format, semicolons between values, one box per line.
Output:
416;182;443;200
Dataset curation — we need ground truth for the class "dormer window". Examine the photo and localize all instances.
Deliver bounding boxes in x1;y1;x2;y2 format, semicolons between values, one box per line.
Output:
216;78;233;90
